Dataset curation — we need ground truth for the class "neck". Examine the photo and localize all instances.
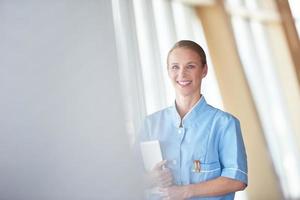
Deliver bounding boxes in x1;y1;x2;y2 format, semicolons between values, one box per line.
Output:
175;93;201;119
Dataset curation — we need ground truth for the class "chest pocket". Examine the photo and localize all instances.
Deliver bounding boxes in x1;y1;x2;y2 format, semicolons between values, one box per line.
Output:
190;161;221;184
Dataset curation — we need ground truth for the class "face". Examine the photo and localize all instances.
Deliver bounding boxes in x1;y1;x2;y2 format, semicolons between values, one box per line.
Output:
167;47;207;97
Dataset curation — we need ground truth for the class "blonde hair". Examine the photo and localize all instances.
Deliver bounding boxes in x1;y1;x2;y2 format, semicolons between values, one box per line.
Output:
167;40;207;66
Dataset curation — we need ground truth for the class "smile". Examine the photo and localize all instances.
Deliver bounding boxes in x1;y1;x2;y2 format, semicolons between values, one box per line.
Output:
177;80;192;87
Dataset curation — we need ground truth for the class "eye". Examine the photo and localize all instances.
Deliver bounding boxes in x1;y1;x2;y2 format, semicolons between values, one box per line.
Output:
170;65;179;70
187;64;195;69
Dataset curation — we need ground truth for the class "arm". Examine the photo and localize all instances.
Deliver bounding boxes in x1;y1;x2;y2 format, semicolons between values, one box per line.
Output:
159;176;246;200
187;176;246;197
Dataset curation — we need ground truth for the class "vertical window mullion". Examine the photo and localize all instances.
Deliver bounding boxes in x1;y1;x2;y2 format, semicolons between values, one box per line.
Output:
151;0;177;105
112;0;147;144
133;0;168;115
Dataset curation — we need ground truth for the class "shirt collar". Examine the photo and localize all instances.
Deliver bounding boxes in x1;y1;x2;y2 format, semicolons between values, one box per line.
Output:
171;95;207;128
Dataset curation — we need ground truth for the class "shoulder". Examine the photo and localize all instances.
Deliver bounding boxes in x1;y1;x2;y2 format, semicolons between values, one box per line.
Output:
144;106;173;123
204;103;240;126
209;109;242;140
217;109;239;124
140;106;173;141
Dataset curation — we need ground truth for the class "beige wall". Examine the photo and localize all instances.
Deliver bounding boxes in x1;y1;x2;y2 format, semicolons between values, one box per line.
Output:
196;2;284;199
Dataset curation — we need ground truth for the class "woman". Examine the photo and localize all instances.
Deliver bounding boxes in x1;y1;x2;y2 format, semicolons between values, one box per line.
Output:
140;40;247;200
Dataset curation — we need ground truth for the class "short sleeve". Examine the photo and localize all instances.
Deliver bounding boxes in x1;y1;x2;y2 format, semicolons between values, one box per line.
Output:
218;116;248;185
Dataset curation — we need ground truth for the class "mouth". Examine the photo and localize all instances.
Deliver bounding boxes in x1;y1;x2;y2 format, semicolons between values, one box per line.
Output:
177;80;192;87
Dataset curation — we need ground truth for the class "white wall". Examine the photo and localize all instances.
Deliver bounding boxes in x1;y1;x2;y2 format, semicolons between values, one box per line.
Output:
0;0;142;199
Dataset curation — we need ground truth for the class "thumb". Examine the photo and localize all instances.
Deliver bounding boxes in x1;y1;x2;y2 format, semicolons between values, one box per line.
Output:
153;160;167;170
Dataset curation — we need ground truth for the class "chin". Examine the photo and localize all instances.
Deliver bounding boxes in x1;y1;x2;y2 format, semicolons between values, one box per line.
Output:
175;88;200;98
176;90;194;97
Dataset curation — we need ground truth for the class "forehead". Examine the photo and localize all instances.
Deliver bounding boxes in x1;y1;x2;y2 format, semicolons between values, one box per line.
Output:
168;47;202;63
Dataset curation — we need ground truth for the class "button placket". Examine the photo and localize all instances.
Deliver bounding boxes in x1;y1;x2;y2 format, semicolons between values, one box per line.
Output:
177;127;185;135
172;160;177;165
177;127;186;185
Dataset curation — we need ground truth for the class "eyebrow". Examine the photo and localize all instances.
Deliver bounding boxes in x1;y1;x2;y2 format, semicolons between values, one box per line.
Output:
186;61;200;65
169;61;201;66
170;61;199;64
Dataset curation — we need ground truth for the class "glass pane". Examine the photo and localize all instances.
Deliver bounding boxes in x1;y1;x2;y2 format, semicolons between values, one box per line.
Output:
230;13;300;199
288;0;300;38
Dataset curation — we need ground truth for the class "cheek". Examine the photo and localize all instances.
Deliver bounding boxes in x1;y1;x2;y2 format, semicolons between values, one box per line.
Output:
168;71;177;80
193;71;203;80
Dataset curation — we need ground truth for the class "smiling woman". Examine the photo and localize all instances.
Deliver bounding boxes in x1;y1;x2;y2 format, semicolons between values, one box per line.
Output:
139;40;248;200
167;42;207;112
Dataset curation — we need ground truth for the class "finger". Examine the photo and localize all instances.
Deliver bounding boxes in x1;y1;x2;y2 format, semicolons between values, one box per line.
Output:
164;176;173;186
161;167;171;173
153;160;168;170
161;169;172;177
160;171;173;182
161;193;169;199
157;180;173;188
159;187;167;194
160;179;172;187
159;167;170;175
159;173;172;183
159;176;172;186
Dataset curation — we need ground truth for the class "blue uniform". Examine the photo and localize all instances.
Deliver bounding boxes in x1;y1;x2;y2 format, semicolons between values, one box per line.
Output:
140;96;248;200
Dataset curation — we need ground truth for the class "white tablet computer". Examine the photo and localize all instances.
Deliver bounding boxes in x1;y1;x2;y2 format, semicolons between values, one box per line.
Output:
140;140;163;172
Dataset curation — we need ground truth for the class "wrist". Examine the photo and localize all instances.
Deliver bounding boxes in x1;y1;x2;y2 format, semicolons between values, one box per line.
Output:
183;184;194;199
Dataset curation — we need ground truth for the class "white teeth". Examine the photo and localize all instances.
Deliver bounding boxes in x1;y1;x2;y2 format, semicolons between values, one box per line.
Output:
177;81;192;86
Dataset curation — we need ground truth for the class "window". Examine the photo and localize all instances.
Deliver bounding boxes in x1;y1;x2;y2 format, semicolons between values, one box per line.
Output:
226;0;300;198
133;0;223;114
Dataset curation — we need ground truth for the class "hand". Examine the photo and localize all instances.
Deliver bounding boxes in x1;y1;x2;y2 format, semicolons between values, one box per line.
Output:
148;160;173;188
159;185;190;200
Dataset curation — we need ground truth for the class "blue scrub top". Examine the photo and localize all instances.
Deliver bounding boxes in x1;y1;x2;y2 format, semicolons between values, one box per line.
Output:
140;96;248;200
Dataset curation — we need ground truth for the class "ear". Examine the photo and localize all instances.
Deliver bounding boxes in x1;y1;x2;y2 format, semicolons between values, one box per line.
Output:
202;64;208;78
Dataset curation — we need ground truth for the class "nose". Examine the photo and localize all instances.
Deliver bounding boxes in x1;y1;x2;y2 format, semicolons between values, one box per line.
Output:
178;67;187;78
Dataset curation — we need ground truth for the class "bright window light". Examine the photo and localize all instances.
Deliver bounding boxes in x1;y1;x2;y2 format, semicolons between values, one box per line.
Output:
133;0;168;115
228;0;300;198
